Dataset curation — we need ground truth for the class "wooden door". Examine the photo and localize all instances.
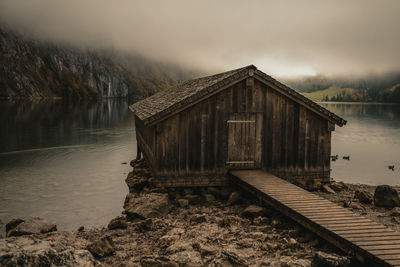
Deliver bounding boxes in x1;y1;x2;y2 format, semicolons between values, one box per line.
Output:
227;113;262;169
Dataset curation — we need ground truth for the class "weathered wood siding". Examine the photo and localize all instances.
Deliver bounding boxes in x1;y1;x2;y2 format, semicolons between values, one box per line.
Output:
136;78;332;186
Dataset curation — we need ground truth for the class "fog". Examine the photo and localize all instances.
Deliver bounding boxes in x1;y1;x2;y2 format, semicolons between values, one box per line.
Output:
1;0;399;77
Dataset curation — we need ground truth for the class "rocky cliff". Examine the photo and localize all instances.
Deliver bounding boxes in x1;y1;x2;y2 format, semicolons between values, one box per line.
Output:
0;26;196;99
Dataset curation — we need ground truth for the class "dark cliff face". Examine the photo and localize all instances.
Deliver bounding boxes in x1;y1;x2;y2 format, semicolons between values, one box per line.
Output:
0;26;197;99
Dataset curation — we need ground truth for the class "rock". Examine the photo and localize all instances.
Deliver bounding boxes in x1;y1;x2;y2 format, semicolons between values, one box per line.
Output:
168;250;203;266
183;188;194;195
87;236;115;258
354;190;373;204
207;187;221;197
298;179;322;191
5;218;25;232
390;207;400;216
321;185;336;194
311;251;350;267
125;172;149;193
203;193;215;202
140;256;179;267
130;159;137;167
288;238;298;247
134;218;153;232
108;215;128;230
341;199;351;208
241;205;267;219
124;193;171;220
177;198;189;208
215;250;247;266
0;235;102;267
374;185;400;207
185;194;202;204
391;217;400;224
7;218;56;237
190;214;207;224
349;202;363;210
219;187;233;199
197;244;218;257
226;191;242;205
330;181;347;192
78;226;85;232
288;259;312;267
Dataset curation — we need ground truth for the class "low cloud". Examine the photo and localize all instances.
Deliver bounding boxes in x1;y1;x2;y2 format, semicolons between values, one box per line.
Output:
1;0;400;77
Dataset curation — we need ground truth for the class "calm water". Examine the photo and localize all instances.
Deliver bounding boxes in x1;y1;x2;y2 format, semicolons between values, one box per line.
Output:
0;101;399;233
321;102;400;186
0;100;136;233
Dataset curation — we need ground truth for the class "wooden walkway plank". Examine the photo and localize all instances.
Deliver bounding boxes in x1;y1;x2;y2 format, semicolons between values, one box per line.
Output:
229;170;400;267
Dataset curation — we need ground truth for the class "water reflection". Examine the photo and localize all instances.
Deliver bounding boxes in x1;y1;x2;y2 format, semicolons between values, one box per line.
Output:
0;100;136;233
321;102;400;186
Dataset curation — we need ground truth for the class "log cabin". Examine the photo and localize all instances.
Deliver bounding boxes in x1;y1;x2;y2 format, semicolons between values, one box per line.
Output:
129;65;346;187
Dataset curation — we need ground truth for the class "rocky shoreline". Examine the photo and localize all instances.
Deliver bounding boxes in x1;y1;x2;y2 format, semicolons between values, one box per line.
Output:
1;159;399;266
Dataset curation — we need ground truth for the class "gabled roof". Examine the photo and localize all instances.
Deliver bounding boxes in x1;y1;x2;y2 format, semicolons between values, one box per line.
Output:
130;65;347;127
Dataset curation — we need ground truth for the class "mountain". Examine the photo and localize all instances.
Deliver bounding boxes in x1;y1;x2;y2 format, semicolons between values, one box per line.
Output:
283;73;400;103
0;26;198;100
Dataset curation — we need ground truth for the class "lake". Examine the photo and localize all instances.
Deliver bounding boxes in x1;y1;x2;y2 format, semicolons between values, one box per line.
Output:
0;100;135;233
321;102;400;186
0;101;399;232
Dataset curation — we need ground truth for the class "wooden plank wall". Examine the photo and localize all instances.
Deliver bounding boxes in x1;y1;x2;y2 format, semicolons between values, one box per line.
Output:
137;79;332;185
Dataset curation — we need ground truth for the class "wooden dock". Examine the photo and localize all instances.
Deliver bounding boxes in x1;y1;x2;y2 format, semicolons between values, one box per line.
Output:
229;170;400;267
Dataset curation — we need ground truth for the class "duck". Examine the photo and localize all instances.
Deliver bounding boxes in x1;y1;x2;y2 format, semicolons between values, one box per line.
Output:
343;156;350;160
388;165;395;171
331;155;338;161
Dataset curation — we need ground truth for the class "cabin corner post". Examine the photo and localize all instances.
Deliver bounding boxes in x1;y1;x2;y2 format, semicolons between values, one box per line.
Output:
136;140;142;160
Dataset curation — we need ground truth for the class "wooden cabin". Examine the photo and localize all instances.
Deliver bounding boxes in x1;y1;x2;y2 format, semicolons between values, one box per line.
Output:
129;65;346;187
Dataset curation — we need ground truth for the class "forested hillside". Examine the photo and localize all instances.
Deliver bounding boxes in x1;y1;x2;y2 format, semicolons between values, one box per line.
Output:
0;26;198;100
285;73;400;103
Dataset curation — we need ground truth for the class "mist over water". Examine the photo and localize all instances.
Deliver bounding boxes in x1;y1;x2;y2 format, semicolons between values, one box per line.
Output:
1;0;400;77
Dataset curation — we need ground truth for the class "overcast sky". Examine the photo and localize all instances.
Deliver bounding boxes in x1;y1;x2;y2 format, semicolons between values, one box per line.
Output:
1;0;399;77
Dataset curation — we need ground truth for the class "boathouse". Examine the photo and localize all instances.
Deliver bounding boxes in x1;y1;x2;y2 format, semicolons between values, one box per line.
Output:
129;65;346;187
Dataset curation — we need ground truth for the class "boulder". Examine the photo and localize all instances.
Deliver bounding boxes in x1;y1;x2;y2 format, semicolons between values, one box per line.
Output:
87;236;115;258
297;179;322;191
330;181;347;192
0;235;102;267
321;185;336;194
7;218;56;237
311;251;350;267
374;185;400;207
354;190;373;204
125;172;149;193
190;214;207;224
134;218;153;232
108;215;128;230
288;259;311;267
226;191;242;205
203;193;215;202
124;193;171;220
390;207;400;216
184;194;202;204
241;205;267;219
177;199;189;208
5;218;24;232
210;250;247;267
140;256;179;267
